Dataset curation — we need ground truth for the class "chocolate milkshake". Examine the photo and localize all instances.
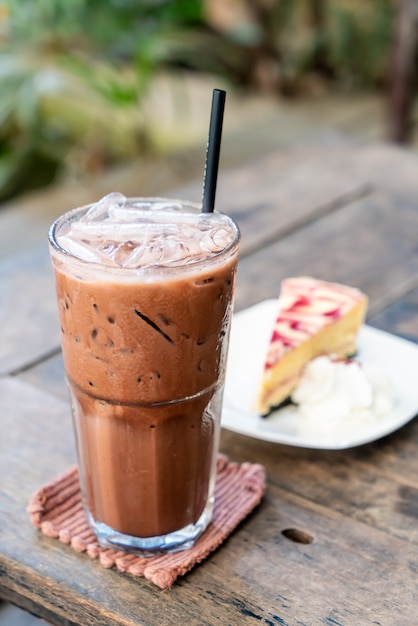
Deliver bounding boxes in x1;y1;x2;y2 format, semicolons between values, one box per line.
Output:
48;195;239;553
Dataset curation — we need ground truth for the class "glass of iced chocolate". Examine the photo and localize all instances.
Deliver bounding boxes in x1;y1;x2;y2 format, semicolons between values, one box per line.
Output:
48;193;240;554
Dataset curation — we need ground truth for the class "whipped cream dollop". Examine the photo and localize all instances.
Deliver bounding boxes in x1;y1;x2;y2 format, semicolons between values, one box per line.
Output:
291;356;394;435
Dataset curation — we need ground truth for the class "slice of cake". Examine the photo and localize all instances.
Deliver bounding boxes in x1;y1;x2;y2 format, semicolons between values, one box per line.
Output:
255;277;368;415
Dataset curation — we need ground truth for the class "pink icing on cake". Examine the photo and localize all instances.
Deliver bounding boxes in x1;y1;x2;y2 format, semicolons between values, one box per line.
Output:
264;278;365;369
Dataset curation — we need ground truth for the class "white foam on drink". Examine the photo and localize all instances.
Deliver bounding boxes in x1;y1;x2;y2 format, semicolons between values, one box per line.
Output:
58;193;236;269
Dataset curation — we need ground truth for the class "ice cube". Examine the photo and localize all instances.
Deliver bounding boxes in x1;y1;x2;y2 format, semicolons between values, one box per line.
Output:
110;207;201;226
120;243;149;269
151;201;185;212
108;207;153;222
99;240;139;267
159;240;191;266
57;199;235;268
122;239;184;269
80;192;126;223
200;227;231;253
58;236;118;265
69;222;152;243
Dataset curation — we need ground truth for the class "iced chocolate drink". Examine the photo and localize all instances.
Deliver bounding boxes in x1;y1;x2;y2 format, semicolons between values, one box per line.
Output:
48;194;240;553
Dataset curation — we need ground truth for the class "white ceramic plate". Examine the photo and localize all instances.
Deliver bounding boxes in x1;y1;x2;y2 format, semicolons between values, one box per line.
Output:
222;299;418;449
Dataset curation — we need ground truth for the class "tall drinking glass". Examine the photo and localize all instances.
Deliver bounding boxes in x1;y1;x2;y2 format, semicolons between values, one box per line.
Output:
48;195;240;554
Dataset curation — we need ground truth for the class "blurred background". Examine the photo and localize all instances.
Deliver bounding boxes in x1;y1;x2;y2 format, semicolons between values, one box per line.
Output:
0;0;410;204
1;5;416;626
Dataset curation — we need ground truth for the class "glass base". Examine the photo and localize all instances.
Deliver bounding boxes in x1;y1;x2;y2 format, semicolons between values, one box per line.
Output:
88;501;213;556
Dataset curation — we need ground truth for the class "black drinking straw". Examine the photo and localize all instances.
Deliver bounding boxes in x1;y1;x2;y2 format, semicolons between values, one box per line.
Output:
201;89;226;213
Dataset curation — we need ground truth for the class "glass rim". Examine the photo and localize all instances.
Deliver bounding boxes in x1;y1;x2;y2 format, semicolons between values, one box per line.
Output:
48;196;240;276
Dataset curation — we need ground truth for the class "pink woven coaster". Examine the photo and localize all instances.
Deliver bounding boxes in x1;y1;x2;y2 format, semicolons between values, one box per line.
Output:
28;454;266;589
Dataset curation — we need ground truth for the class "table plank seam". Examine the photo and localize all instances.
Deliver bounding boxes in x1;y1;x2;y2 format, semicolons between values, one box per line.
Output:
239;183;373;260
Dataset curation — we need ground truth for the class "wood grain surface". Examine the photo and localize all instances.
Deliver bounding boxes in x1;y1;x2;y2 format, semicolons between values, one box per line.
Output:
2;140;418;625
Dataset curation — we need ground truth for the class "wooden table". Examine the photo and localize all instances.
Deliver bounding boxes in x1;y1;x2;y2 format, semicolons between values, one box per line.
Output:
2;139;418;625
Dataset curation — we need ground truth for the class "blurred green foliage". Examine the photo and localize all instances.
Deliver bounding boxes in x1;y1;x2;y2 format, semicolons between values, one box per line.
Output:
0;0;394;202
0;0;205;200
